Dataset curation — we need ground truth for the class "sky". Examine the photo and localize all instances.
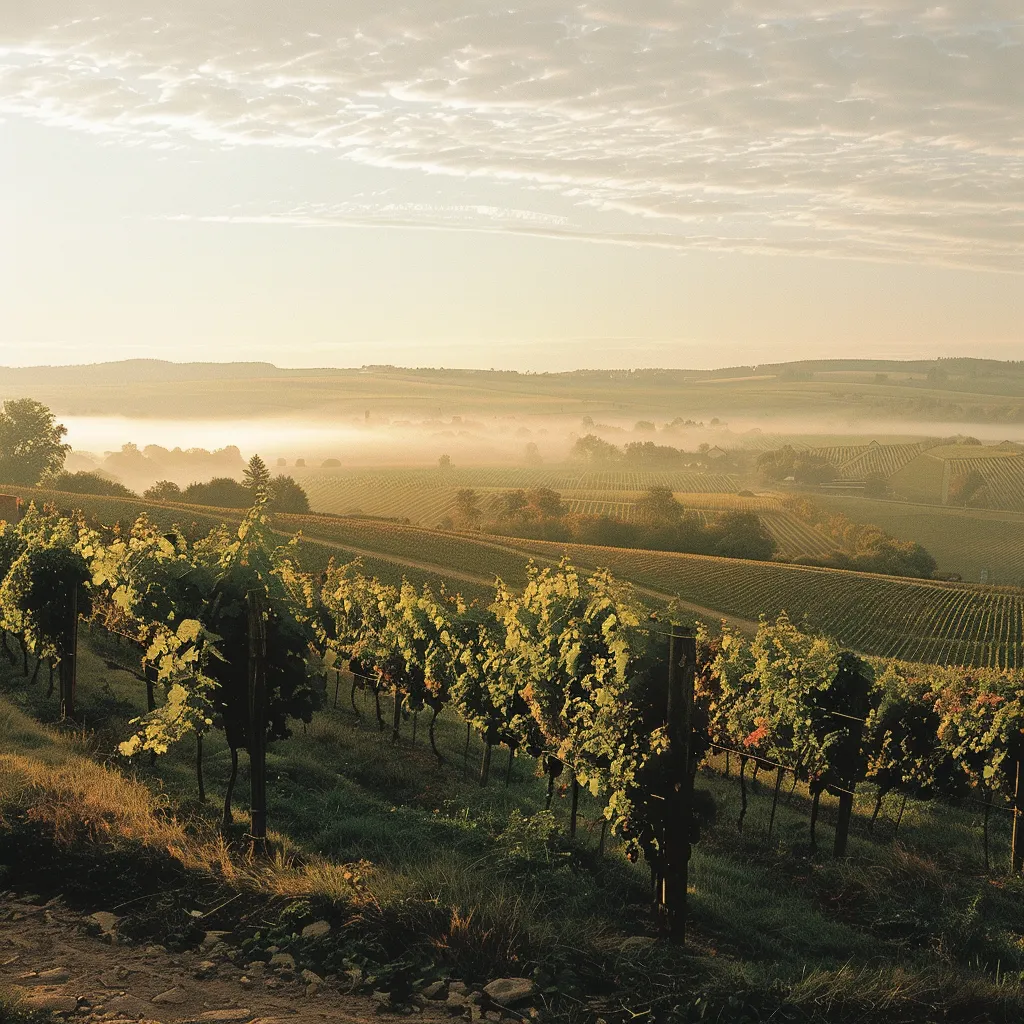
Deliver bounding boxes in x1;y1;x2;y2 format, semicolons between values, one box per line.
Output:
1;0;1022;371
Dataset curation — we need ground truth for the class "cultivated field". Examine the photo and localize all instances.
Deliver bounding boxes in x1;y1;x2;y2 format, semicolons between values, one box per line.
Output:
11;484;1022;668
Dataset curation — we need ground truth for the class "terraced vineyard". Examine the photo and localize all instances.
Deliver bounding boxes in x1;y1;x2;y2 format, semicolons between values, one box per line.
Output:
814;495;1024;587
8;484;1020;668
506;537;1024;669
948;454;1024;511
299;466;740;521
836;442;931;479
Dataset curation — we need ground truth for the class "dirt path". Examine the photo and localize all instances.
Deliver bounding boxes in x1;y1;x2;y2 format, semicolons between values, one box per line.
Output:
1;897;451;1024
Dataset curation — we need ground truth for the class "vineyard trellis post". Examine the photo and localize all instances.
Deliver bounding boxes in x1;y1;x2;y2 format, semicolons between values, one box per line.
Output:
660;628;696;945
58;588;78;720
247;590;269;851
1012;757;1023;875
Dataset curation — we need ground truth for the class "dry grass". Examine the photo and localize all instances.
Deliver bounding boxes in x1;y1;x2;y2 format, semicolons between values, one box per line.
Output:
0;704;365;907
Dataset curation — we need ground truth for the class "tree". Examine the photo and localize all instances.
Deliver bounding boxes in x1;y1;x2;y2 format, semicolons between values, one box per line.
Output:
570;435;620;463
0;399;70;485
269;475;310;514
634;486;684;525
438;454;452;470
243;454;271;497
182;478;251;508
43;470;137;498
454;489;482;528
524;442;543;466
144;480;183;501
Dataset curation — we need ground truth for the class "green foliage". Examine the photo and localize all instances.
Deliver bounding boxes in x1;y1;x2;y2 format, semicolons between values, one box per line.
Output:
42;470;137;498
0;398;70;485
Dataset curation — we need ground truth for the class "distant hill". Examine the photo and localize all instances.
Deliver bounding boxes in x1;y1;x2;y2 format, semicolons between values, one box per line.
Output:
0;360;304;385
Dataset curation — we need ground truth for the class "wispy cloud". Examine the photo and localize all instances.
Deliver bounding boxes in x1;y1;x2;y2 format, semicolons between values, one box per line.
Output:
3;1;1022;270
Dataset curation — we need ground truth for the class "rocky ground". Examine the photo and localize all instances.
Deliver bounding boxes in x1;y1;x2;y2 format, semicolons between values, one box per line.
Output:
1;895;540;1024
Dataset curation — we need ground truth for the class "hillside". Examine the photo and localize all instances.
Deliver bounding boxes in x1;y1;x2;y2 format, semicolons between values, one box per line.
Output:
6;484;1021;669
4;358;1024;424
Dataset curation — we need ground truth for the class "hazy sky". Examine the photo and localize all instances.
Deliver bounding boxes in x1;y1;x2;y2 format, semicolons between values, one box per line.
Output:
2;1;1022;371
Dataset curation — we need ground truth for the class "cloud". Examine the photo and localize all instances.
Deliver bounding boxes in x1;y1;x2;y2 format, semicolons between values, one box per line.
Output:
2;0;1022;270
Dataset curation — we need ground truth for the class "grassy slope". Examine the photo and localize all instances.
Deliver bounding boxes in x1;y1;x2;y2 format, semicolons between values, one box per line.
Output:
4;635;1024;1021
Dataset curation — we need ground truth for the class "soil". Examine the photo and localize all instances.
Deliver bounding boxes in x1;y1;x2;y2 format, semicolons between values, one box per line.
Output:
1;897;454;1024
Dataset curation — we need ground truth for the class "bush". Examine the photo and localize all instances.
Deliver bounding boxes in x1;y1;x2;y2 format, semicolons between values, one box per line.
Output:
42;470;137;498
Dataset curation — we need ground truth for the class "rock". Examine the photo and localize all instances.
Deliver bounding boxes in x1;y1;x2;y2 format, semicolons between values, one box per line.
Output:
202;931;231;949
482;979;538;1008
88;912;119;935
304;984;319;998
267;952;295;971
449;982;468;996
239;977;252;988
618;936;656;955
25;994;79;1015
263;979;281;990
300;969;323;985
301;920;331;940
187;1010;254;1023
446;993;468;1010
106;995;161;1018
266;946;280;955
421;982;448;1000
32;967;72;983
98;971;128;988
469;1006;485;1022
372;990;391;1006
195;960;218;977
244;962;266;974
152;988;189;1005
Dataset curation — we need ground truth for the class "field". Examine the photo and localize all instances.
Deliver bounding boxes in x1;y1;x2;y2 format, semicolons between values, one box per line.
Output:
10;484;1023;668
297;467;740;524
812;495;1024;587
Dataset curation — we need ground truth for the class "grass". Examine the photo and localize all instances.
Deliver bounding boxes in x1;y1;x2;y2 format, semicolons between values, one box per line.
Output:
4;633;1024;1021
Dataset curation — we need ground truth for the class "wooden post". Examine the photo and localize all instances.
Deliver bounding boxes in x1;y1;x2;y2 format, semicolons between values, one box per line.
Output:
767;765;784;841
569;777;580;838
1012;759;1023;875
59;589;78;720
833;786;855;858
247;591;268;850
479;736;492;787
660;630;695;944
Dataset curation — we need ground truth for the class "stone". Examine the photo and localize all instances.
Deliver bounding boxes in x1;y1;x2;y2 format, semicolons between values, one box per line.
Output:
448;982;468;996
446;993;468;1010
152;988;189;1005
301;920;331;940
195;960;218;976
202;931;231;949
618;936;656;955
300;969;323;985
372;990;391;1006
88;912;119;935
188;1010;254;1023
99;971;127;989
482;979;538;1008
33;967;72;983
267;953;295;971
25;994;79;1015
106;995;161;1019
304;984;319;998
239;978;252;988
421;982;447;1000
